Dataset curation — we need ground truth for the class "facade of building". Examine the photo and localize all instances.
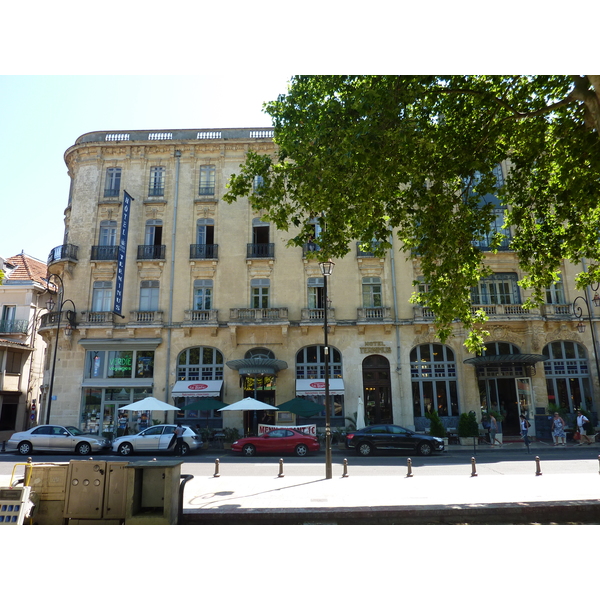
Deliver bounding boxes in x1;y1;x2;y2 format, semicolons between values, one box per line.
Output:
38;127;598;442
0;253;50;441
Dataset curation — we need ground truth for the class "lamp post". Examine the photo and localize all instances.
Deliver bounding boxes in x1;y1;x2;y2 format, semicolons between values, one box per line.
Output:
45;273;77;425
573;282;600;408
319;260;335;480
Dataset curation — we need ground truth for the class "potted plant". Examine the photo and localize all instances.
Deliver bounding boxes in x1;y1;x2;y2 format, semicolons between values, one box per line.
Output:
426;410;447;448
223;427;240;450
200;427;213;449
458;412;479;445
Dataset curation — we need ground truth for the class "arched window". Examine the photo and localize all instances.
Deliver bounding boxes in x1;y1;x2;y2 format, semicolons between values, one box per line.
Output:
296;345;342;379
177;346;224;381
410;343;458;417
245;347;275;360
543;341;592;412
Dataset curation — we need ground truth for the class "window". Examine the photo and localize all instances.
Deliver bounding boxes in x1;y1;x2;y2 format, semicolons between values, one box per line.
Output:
140;281;159;311
149;166;165;196
84;350;154;379
471;273;519;305
296;345;343;380
194;280;213;310
362;277;382;308
253;175;264;192
145;220;163;246
99;220;117;246
251;279;270;309
196;219;215;245
410;344;458;417
546;276;566;304
473;208;511;250
307;277;324;309
5;350;22;374
92;281;113;312
2;305;16;322
177;346;224;381
104;168;121;197
199;165;216;195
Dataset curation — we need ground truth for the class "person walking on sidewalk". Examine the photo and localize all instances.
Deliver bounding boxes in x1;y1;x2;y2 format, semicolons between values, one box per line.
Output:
576;410;592;445
489;414;502;447
174;423;185;456
520;414;531;448
551;412;566;446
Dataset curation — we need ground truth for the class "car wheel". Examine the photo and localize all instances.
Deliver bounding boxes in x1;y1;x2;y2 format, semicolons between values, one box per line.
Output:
118;442;134;456
295;444;308;457
76;442;92;456
180;443;189;456
356;441;373;456
18;441;32;455
417;441;433;456
242;444;256;457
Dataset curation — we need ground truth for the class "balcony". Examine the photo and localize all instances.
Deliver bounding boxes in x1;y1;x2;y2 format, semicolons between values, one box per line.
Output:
39;310;77;331
541;304;572;318
91;245;119;261
189;244;218;260
414;304;542;321
80;312;116;325
300;308;336;322
0;319;29;334
48;244;78;266
302;242;321;257
357;307;392;322
148;186;164;197
247;243;274;259
129;311;164;324
356;241;382;257
137;245;166;260
184;309;219;324
198;186;215;196
229;307;288;322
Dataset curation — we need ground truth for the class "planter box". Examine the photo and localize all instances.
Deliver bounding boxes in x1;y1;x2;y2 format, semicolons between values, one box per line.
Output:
459;437;478;446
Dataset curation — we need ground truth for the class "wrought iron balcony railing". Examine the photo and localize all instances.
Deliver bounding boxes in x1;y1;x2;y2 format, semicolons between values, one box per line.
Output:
137;245;166;260
48;244;79;265
91;245;119;261
189;244;218;260
247;243;274;259
0;319;29;334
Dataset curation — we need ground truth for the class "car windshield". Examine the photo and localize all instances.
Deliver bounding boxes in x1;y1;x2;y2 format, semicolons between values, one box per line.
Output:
65;426;86;436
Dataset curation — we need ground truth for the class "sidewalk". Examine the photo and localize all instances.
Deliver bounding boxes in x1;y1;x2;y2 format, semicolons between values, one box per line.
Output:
181;442;600;524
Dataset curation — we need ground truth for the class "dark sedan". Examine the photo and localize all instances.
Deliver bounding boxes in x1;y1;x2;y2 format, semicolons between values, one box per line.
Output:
346;424;444;456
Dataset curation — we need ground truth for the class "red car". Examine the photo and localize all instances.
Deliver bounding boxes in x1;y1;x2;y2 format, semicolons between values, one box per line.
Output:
231;428;320;457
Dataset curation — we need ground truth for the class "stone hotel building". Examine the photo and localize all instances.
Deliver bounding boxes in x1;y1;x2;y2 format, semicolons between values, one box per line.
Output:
37;127;598;442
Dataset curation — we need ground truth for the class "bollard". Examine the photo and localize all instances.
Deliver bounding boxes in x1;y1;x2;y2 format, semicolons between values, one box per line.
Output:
342;458;349;478
213;458;220;478
278;458;284;478
471;456;478;477
406;458;413;478
535;456;542;476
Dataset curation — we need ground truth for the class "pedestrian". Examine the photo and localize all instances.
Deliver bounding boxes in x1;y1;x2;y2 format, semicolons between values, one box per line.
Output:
481;414;491;444
519;414;531;447
551;412;566;446
576;410;592;445
489;414;502;448
174;422;185;456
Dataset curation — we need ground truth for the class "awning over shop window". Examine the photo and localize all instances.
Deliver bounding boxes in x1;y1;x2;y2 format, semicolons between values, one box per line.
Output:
172;380;223;398
295;379;345;396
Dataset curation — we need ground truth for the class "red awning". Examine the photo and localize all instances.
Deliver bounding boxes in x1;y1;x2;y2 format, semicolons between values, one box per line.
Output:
295;379;345;396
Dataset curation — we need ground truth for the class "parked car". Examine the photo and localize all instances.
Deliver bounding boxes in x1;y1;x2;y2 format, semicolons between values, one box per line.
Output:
7;425;111;456
112;424;202;456
231;428;320;457
346;424;444;456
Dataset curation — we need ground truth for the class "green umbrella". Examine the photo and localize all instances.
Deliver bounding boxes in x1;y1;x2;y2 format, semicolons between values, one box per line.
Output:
277;397;324;418
182;398;227;412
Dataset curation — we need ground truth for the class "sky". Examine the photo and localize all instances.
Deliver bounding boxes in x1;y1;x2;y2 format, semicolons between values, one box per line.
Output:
0;74;293;263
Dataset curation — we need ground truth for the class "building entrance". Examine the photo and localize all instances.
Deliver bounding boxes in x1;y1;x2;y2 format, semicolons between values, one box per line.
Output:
480;377;535;436
362;355;392;424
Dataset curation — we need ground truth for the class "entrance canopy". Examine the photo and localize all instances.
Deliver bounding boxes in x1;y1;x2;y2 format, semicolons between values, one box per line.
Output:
295;379;345;396
172;380;223;398
464;354;548;366
226;358;288;375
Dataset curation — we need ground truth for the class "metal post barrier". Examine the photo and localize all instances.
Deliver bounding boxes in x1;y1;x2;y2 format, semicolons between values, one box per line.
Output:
535;456;542;476
471;457;478;477
598;455;600;475
342;458;349;478
406;458;413;478
213;459;220;478
278;458;284;478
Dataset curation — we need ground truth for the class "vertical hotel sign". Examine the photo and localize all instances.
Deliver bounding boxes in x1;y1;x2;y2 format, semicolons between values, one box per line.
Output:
114;191;133;317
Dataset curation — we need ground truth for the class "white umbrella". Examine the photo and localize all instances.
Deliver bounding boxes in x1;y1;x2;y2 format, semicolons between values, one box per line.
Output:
119;397;179;411
218;397;279;412
356;396;366;430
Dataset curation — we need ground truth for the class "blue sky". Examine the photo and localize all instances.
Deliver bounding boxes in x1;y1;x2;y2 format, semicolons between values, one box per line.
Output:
0;74;292;263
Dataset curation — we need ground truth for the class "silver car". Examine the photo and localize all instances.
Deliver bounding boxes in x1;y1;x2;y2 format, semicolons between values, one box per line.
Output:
111;424;203;456
7;425;111;456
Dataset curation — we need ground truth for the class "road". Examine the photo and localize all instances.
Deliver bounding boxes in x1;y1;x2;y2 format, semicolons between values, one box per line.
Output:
2;447;600;483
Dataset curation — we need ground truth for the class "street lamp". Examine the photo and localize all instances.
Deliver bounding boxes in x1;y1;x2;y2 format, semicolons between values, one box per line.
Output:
573;282;600;407
319;259;335;480
45;273;77;425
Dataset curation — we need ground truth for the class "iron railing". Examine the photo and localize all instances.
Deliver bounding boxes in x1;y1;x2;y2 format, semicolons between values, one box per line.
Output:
48;244;78;265
189;244;218;260
137;245;166;260
91;245;119;260
0;319;29;334
247;243;274;258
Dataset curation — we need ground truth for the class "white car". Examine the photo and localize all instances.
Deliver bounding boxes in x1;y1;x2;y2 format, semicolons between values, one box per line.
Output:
7;425;111;456
111;424;203;456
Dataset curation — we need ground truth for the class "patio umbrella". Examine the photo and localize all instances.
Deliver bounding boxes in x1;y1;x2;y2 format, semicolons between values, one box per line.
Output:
356;396;366;430
277;397;323;418
119;397;179;411
182;398;228;429
218;397;279;412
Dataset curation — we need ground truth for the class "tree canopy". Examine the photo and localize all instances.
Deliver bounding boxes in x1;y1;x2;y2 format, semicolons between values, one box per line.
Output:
223;76;600;353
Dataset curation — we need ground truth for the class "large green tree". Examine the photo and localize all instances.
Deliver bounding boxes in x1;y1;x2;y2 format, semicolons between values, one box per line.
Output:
224;76;600;353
